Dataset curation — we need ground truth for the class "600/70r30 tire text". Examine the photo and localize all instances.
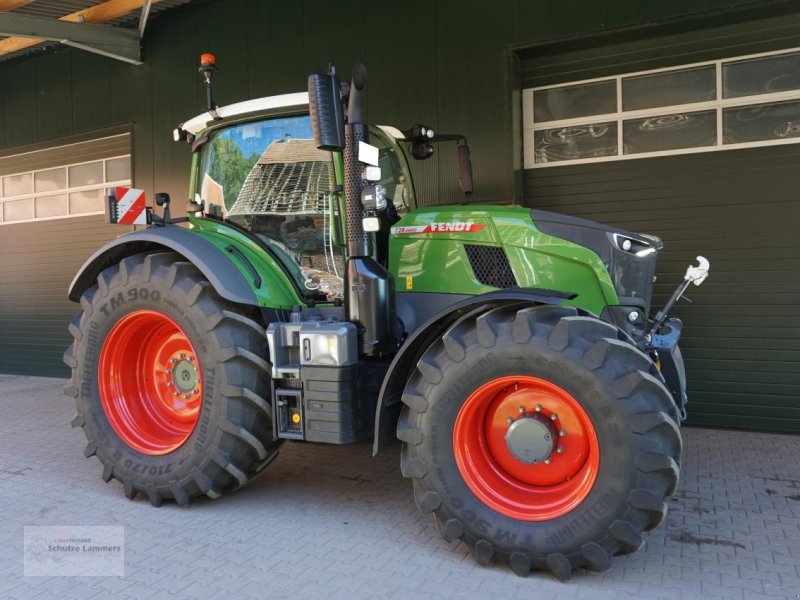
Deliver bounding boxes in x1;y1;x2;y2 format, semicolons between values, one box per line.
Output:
398;304;681;580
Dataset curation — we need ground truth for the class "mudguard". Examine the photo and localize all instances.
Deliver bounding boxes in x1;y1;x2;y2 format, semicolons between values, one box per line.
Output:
68;226;258;306
372;288;576;454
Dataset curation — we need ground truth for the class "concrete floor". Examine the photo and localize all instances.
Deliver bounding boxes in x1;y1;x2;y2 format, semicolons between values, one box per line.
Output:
1;374;799;599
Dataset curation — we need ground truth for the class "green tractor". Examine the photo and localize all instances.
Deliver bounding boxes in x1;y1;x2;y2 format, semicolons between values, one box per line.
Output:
64;57;709;579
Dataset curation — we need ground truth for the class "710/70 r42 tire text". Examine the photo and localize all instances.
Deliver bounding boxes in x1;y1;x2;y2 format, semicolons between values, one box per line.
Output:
64;251;281;506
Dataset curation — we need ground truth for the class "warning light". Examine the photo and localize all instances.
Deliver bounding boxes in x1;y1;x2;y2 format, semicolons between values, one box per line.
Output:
291;413;301;424
200;53;216;68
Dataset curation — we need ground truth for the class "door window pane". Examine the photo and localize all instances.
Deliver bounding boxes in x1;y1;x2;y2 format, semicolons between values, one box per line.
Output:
35;194;69;218
69;162;103;187
3;198;34;222
723;51;800;98
533;80;616;123
534;122;618;163
69;189;103;214
106;157;131;182
34;167;67;193
3;173;32;197
723;99;800;144
623;66;715;111
623;110;717;154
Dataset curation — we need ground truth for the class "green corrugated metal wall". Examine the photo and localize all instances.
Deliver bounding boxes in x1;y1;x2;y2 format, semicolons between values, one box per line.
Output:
0;0;797;435
520;11;800;432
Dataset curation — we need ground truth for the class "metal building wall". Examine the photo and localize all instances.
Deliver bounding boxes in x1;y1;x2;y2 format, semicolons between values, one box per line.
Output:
0;0;796;391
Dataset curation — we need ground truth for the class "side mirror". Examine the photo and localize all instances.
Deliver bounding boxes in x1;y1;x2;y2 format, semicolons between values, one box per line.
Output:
308;73;345;151
458;144;473;195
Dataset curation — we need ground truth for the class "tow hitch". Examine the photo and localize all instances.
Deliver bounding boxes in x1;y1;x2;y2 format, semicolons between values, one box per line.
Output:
647;256;710;419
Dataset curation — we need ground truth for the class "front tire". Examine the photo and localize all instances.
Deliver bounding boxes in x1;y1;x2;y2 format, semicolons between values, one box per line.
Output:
397;304;681;579
64;252;281;506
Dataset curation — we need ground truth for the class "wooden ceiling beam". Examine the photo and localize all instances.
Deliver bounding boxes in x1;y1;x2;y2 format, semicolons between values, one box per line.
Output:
0;1;37;11
0;0;160;58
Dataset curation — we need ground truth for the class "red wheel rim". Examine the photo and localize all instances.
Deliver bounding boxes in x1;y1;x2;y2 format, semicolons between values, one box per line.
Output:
453;375;599;521
98;310;203;455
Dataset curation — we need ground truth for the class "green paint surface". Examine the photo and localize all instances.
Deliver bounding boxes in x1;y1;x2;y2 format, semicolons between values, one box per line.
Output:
388;205;617;315
188;218;304;309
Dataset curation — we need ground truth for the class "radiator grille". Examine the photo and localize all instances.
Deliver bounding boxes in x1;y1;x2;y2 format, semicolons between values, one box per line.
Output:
464;244;517;288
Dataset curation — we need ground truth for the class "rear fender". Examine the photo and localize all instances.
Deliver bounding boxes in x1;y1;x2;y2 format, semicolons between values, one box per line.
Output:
372;288;575;455
68;227;258;306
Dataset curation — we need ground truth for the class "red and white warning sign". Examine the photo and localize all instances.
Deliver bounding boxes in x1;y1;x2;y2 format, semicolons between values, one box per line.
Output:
106;187;147;225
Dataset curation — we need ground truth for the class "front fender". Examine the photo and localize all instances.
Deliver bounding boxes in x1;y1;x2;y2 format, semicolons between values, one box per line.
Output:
68;226;258;306
372;288;576;455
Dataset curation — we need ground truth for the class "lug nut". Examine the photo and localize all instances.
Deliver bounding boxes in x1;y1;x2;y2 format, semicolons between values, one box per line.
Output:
180;353;186;359
170;358;177;364
544;458;551;464
518;406;525;414
167;381;174;387
535;404;542;412
173;391;179;396
189;356;195;362
559;430;566;437
550;413;558;421
507;417;514;425
556;446;564;454
193;389;199;395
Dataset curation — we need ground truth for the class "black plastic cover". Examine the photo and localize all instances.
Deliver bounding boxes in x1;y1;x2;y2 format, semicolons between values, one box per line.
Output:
346;256;399;356
308;73;345;151
531;209;660;312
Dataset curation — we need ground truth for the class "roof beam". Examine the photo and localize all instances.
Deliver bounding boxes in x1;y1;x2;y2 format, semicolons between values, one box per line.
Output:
0;11;141;64
0;1;36;10
0;0;160;61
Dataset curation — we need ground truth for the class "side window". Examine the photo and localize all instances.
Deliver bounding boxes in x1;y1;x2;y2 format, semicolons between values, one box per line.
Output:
370;130;412;214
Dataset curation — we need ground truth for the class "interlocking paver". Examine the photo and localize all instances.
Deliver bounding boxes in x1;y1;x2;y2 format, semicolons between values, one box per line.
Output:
2;375;800;599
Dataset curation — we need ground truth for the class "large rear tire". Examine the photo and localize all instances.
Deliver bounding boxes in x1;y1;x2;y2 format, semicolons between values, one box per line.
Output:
64;252;281;506
397;304;681;579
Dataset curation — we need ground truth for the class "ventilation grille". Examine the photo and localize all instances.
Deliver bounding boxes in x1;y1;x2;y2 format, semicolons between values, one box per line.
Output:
464;244;518;289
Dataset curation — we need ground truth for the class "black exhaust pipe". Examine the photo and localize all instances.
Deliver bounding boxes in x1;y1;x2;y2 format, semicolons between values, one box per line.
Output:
309;64;399;356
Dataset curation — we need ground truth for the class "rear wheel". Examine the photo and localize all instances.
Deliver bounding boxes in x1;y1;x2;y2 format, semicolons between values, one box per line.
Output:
64;252;281;506
398;304;681;579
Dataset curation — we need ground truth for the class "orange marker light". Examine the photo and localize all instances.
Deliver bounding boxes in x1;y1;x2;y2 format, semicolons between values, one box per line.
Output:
200;53;216;67
291;413;301;424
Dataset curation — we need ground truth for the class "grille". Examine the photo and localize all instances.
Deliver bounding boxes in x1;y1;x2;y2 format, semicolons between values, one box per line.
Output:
464;244;518;289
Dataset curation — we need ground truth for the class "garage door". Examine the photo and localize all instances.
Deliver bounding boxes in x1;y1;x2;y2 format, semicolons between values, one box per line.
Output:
0;134;130;377
520;16;800;433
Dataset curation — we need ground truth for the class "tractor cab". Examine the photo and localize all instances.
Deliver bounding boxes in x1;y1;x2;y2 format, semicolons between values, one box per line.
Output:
184;106;414;302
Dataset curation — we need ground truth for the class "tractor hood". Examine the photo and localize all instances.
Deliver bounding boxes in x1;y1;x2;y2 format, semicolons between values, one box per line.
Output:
530;209;661;310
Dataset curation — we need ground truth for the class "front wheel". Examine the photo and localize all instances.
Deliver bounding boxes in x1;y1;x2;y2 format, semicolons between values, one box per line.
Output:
397;304;681;579
64;252;281;506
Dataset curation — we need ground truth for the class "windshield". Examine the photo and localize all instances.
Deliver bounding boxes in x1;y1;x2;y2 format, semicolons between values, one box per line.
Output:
197;114;345;301
196;115;415;302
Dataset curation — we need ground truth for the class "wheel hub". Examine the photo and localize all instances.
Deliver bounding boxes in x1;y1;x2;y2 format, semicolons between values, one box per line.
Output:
169;356;198;393
505;414;557;464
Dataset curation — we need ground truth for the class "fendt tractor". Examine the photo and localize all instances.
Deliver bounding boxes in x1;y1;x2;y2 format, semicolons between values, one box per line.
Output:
65;56;709;579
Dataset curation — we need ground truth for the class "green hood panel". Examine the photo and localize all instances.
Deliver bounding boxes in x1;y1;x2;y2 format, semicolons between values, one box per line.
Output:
388;205;618;315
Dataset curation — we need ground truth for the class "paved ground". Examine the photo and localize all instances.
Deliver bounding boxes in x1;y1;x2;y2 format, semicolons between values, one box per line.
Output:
1;375;799;599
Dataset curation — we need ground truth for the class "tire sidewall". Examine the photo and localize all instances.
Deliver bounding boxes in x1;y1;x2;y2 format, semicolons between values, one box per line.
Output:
419;336;638;556
76;273;224;487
